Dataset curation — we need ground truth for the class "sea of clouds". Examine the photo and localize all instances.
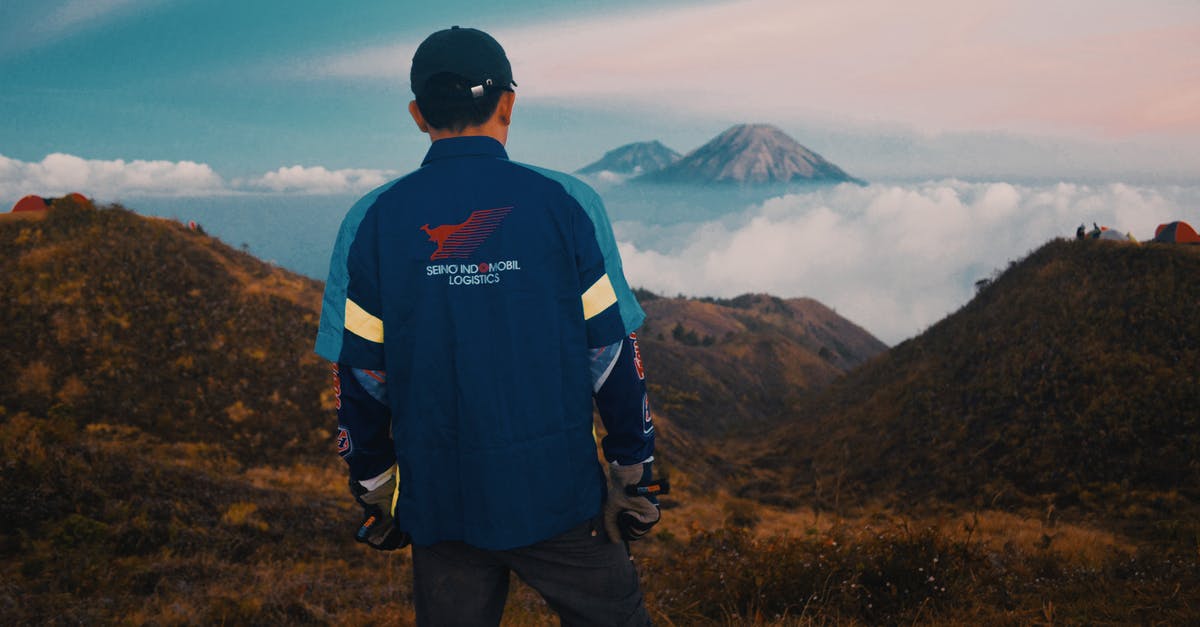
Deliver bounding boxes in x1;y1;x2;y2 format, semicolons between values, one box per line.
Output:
4;151;1197;345
611;180;1200;344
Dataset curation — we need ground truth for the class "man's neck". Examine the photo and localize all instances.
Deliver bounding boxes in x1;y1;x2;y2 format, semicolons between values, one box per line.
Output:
426;123;508;146
410;91;514;146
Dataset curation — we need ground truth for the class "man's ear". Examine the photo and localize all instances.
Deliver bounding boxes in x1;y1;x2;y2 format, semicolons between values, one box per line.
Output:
409;100;430;133
496;91;516;127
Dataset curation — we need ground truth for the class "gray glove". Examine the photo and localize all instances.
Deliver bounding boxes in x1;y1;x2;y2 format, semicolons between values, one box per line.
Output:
604;461;666;543
349;470;411;551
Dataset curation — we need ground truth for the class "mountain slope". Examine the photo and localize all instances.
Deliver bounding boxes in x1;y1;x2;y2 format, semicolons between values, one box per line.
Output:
637;292;886;442
0;200;414;623
751;238;1200;520
640;124;862;185
577;140;680;176
0;198;331;464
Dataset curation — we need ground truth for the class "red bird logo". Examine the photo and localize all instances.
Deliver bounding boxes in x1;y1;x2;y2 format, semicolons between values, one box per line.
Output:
420;206;513;260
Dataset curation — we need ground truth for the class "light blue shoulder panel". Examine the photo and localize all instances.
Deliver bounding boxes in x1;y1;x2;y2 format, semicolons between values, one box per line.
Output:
314;179;401;361
513;162;646;333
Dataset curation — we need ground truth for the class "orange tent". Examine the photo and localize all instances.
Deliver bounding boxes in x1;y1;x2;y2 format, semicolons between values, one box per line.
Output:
1153;221;1200;244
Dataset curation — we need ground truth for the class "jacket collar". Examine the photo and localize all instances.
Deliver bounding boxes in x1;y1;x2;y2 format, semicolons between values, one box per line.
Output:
421;136;508;166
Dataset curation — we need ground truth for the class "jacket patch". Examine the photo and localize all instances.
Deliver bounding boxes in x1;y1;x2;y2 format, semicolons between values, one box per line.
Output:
331;363;342;410
336;426;352;457
631;333;645;380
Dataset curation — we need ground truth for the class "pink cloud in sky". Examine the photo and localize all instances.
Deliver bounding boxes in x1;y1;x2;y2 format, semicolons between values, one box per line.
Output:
906;21;1200;137
314;0;1200;139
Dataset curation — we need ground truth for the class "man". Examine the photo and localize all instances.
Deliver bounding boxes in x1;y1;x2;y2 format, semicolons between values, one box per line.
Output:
314;26;663;626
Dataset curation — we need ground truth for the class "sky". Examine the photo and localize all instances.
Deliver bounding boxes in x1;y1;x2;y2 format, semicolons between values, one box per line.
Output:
2;0;1198;183
2;0;1199;342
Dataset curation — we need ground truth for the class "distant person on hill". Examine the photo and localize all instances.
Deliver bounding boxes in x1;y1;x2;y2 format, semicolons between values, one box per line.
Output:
313;26;662;626
1076;223;1086;240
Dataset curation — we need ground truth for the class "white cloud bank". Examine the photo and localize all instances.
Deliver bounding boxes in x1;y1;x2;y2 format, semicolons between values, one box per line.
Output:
616;181;1200;344
237;165;397;194
0;153;226;199
0;153;395;202
6;151;1196;347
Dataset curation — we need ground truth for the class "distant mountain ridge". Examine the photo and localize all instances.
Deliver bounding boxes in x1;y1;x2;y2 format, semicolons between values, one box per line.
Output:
577;140;680;176
639;124;863;185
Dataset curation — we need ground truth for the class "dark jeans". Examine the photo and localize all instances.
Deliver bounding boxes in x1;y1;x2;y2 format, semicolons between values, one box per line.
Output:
411;518;652;626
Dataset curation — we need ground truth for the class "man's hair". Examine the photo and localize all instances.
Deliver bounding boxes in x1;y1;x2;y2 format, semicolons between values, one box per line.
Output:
415;72;508;132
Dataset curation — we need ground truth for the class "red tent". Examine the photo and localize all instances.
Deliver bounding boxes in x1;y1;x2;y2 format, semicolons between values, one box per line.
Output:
1153;221;1200;244
58;192;89;205
11;195;48;213
9;193;91;213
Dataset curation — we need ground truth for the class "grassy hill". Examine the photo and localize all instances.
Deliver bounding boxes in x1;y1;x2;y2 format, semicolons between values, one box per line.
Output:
752;238;1200;527
0;198;331;464
0;199;413;623
603;292;887;495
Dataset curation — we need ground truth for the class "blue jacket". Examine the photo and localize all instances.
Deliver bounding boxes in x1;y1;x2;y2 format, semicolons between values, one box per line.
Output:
315;136;649;550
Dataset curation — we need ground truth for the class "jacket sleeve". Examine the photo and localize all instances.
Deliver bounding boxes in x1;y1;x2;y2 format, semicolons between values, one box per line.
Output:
333;363;396;482
315;180;397;362
570;181;645;335
511;162;645;334
564;179;653;462
591;334;655;465
336;206;386;370
572;199;628;348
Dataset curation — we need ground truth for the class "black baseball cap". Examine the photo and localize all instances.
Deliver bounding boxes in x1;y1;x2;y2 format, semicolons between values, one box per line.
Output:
410;26;516;99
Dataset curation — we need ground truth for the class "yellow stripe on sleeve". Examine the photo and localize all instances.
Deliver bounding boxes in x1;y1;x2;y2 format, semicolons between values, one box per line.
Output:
581;274;618;321
391;466;401;515
345;299;384;343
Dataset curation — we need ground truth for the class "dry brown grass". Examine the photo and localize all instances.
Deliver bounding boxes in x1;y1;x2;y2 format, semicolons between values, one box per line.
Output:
743;504;1134;572
942;509;1135;571
243;464;345;496
182;218;324;313
4;409;1197;625
0;210;47;224
625;484;1196;626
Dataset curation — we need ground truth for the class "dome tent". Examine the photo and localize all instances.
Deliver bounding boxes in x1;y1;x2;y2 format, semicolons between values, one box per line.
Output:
1087;224;1136;243
1096;229;1128;241
56;192;90;206
9;193;91;213
1153;221;1200;244
11;195;49;212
